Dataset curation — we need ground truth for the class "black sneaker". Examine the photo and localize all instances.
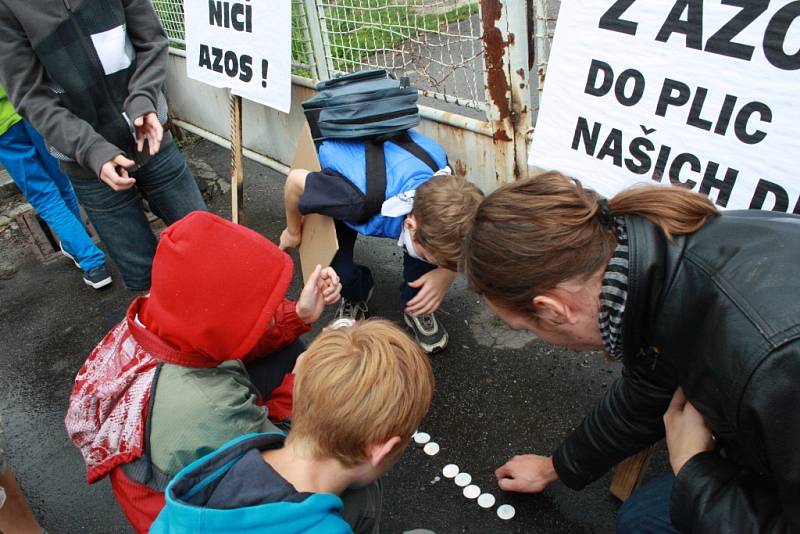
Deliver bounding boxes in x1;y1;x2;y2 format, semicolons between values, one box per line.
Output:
59;241;81;269
334;288;372;322
404;312;448;354
83;265;112;289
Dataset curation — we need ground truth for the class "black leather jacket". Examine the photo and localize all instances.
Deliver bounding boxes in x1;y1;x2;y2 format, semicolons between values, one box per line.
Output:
552;210;800;533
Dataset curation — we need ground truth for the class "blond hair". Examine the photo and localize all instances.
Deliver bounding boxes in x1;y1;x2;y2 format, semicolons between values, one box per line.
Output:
412;174;485;270
463;171;718;314
289;319;434;467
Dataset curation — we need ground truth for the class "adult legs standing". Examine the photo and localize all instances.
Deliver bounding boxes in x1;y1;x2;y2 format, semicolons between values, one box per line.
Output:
70;141;207;291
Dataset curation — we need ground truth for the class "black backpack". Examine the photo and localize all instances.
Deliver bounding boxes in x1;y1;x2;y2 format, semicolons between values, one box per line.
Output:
302;69;421;143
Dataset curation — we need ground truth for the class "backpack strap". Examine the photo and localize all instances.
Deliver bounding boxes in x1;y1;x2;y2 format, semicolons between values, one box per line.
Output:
361;139;388;224
390;130;439;172
360;131;441;223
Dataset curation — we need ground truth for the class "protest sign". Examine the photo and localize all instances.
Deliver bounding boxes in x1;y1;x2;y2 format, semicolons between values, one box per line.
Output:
184;0;292;113
530;0;800;212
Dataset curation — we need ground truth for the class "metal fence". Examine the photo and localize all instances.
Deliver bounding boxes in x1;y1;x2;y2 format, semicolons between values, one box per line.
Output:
153;0;554;184
530;0;558;118
153;0;489;111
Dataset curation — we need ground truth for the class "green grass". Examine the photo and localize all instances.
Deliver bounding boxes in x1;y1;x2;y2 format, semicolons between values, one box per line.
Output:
324;1;479;72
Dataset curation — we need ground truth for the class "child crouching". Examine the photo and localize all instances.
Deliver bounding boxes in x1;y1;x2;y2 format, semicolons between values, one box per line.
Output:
151;319;434;533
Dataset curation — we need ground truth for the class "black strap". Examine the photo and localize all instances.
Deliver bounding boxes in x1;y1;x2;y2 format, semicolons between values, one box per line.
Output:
390;130;438;172
361;139;387;224
360;131;440;223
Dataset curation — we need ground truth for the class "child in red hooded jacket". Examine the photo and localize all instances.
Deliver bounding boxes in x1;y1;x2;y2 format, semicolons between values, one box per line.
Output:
65;211;342;533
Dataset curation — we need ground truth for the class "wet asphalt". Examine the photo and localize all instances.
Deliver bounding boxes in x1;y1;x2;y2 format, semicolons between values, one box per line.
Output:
0;138;672;533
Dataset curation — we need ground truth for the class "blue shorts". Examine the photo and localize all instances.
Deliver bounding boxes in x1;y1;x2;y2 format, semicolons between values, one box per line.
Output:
298;168;368;223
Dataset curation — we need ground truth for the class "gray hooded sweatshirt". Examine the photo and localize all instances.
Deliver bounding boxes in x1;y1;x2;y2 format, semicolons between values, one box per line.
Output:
0;0;171;178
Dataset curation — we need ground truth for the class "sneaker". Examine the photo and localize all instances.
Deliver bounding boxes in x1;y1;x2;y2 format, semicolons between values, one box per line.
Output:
334;288;373;322
82;265;112;289
404;312;448;354
59;241;81;269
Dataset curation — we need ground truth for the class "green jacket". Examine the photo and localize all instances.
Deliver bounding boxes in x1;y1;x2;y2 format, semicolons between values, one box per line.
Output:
0;85;22;137
149;361;284;476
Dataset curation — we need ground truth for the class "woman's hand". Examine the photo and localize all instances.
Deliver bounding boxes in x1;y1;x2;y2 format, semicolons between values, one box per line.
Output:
664;387;715;475
495;454;559;493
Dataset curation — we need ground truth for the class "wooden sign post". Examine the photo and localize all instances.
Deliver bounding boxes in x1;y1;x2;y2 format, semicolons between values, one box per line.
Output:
229;93;244;224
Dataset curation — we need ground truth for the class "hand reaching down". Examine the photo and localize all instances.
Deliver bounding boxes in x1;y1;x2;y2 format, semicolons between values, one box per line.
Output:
405;267;457;316
495;454;559;493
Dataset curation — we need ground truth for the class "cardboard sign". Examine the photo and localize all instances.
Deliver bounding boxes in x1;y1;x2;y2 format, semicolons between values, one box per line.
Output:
184;0;292;113
530;0;800;213
293;124;339;282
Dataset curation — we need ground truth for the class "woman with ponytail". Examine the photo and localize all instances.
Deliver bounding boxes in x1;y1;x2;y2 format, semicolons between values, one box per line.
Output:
464;172;800;533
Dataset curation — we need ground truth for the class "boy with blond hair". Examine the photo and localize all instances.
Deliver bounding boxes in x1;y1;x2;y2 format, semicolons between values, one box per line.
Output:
280;129;484;353
151;319;435;533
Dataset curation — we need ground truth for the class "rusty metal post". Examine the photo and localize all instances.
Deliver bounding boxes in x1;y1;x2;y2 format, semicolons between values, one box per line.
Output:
532;0;552;109
480;0;533;185
229;92;244;224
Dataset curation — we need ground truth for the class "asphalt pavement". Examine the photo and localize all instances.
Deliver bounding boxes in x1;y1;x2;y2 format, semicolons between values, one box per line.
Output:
0;138;671;533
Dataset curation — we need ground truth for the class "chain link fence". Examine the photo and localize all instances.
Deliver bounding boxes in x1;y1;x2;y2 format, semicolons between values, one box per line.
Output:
530;0;558;121
309;0;485;110
153;0;487;111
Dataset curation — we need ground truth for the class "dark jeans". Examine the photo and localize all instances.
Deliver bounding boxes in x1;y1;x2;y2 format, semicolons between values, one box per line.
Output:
245;339;305;399
616;473;681;534
69;142;207;291
331;219;436;307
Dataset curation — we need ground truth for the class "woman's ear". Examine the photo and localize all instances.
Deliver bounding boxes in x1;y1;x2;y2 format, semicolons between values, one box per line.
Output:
404;214;417;232
531;294;570;325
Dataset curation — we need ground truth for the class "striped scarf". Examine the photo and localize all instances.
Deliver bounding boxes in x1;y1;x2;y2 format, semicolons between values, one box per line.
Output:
599;217;629;360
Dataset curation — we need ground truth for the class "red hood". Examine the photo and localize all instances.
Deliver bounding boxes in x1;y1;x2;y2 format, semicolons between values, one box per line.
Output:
138;211;294;366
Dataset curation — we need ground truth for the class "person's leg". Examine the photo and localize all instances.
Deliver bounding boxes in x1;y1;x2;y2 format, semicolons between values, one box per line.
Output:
69;175;157;291
399;253;437;308
131;142;207;225
331;219;373;303
0;416;42;534
0;122;105;272
401;252;447;353
245;339;305;398
616;472;681;534
26;122;82;221
340;478;383;534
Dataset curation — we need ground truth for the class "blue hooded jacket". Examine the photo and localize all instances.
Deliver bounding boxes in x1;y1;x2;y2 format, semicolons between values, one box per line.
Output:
150;433;352;534
318;129;447;239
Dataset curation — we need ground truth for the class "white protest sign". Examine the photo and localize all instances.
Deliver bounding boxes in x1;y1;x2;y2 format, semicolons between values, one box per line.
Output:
530;0;800;212
184;0;292;113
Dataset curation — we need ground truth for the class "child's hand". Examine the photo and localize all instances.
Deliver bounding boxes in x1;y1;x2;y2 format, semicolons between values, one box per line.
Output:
296;265;341;324
317;266;342;305
279;227;302;250
405;267;457;316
